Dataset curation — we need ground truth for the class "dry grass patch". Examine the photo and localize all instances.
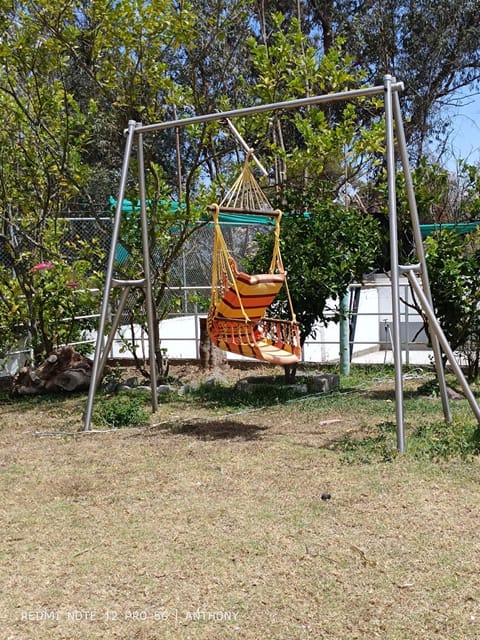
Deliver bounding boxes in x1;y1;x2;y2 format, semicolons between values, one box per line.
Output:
2;365;480;638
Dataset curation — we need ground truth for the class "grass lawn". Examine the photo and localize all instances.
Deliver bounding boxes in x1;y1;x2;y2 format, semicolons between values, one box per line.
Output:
1;363;480;639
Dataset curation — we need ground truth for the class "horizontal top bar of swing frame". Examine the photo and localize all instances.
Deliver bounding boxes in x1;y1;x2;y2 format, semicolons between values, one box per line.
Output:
130;80;404;135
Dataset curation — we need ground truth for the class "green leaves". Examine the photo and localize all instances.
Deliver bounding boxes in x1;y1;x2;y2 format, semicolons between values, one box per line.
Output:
425;227;480;380
0;232;104;361
246;19;385;199
248;195;381;344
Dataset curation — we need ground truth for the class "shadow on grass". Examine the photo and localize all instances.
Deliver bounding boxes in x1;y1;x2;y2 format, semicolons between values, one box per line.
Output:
188;381;312;409
360;388;396;401
153;419;268;441
0;388;86;410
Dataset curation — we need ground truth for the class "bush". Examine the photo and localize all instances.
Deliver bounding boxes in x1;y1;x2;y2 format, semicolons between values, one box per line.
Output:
92;393;150;429
424;227;480;381
335;419;480;463
0;219;104;364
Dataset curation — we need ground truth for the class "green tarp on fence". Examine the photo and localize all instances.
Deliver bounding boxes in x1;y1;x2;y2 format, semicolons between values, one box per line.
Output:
420;222;480;238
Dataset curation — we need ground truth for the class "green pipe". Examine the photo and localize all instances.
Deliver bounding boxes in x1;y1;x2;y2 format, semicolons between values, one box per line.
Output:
339;291;350;376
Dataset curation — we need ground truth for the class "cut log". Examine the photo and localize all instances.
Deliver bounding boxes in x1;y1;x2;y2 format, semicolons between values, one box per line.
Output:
11;346;93;396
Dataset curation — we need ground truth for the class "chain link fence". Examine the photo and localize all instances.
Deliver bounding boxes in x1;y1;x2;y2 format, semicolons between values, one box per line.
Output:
0;215;276;372
0;215;434;376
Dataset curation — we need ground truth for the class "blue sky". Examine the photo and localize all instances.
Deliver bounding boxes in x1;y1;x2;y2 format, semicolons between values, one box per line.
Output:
444;89;480;169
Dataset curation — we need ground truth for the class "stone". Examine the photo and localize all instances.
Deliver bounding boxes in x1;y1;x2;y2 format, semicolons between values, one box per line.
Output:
157;384;172;395
306;374;340;393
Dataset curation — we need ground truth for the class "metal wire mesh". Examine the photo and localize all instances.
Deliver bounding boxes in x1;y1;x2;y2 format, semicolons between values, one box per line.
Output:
0;215;434;374
0;215;269;320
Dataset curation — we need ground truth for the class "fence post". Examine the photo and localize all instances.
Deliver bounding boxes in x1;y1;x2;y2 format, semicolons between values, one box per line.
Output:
339;291;350;375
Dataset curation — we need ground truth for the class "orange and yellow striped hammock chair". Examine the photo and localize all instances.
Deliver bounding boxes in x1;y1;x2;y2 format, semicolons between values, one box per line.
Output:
207;158;301;366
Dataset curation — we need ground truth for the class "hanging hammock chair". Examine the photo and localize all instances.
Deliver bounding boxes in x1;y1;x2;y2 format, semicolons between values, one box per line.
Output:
207;156;301;366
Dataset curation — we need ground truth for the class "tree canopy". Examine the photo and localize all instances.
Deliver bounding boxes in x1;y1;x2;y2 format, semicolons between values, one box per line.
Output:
247;191;381;347
2;0;478;209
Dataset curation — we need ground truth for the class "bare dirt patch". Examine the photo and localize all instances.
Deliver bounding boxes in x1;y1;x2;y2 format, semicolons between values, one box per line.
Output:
2;363;480;639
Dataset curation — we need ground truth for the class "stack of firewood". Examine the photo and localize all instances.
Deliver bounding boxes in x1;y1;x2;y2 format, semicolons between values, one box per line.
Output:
11;346;92;396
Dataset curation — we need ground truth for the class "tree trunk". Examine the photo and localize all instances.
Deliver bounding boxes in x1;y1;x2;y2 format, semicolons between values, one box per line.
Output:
284;363;298;384
199;317;227;370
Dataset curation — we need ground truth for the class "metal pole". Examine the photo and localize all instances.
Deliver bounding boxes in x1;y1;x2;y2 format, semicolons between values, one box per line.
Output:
403;268;480;423
83;120;137;431
384;74;405;452
182;252;188;312
134;83;403;135
223;118;269;177
404;283;410;366
137;131;158;412
94;284;133;388
392;91;452;423
339;291;350;375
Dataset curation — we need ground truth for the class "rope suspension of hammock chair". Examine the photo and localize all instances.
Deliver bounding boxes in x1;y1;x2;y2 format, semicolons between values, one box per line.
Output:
207;156;301;366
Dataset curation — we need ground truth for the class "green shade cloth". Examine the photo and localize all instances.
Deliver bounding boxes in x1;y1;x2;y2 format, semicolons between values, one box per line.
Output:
108;197;276;264
108;196;275;225
420;222;480;238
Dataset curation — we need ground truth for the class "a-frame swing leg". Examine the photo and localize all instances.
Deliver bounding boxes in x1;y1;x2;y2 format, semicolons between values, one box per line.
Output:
392;90;452;424
384;75;406;451
137;128;159;408
403;266;480;423
385;75;470;452
389;80;480;436
83;121;158;431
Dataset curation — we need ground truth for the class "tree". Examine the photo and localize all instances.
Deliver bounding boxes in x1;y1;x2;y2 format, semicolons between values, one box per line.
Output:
0;0;216;372
303;0;480;161
247;190;380;381
243;14;385;199
0;0;104;362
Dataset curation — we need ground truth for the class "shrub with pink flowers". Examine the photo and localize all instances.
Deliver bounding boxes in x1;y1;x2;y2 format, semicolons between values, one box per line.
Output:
0;219;104;364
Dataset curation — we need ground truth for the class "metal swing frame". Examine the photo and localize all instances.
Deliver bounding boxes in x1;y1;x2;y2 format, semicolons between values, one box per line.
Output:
83;75;480;451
